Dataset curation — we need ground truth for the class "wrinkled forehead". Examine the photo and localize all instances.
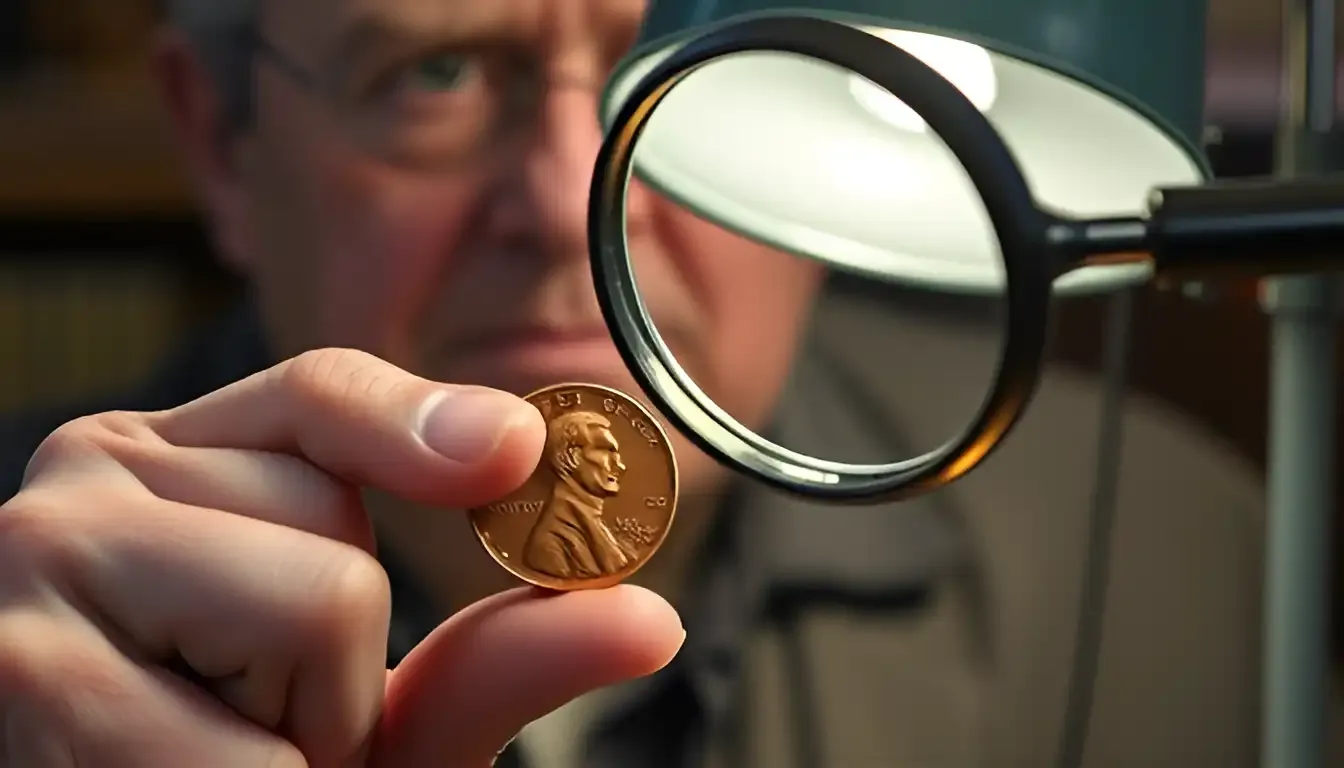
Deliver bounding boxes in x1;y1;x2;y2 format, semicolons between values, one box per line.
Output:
264;0;647;66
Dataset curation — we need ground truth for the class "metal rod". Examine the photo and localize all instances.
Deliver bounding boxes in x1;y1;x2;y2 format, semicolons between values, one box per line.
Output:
1260;0;1338;764
1262;278;1335;768
1053;176;1344;280
1143;176;1344;278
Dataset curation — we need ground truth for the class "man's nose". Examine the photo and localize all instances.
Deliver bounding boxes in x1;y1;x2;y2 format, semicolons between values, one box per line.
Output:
521;84;652;258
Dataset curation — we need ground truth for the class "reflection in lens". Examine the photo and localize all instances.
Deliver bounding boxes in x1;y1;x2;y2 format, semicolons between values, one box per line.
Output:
624;55;1006;470
849;30;998;134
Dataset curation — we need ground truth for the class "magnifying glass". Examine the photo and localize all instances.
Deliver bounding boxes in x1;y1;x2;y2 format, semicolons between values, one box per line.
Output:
588;9;1344;505
588;15;1080;503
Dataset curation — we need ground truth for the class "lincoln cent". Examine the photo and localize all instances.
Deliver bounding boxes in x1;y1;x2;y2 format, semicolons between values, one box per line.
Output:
470;383;679;591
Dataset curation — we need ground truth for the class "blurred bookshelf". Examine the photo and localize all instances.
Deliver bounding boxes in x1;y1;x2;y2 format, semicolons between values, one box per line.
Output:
0;0;233;413
0;67;191;217
0;261;185;408
0;0;190;218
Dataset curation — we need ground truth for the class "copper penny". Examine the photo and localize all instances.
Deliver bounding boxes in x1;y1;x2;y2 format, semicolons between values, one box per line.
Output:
469;382;679;591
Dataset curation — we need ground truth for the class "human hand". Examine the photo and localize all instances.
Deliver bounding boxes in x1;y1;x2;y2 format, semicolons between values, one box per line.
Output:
0;349;685;767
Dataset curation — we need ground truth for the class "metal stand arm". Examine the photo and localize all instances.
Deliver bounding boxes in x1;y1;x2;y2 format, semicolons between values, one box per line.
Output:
1260;0;1338;764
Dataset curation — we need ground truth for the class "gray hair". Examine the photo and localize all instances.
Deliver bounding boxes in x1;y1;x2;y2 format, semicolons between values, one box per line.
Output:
163;0;260;127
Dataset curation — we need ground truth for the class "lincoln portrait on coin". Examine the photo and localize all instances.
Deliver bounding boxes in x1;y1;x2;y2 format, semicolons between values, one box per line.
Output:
524;410;636;579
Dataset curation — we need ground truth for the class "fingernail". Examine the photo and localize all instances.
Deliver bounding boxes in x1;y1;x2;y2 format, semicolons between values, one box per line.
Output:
416;389;532;463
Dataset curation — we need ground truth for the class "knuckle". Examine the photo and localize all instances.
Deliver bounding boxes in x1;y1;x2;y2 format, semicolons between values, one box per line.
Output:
280;348;410;413
0;611;120;708
0;494;76;580
87;411;157;442
24;419;104;480
0;612;45;696
302;547;391;640
0;617;112;768
283;348;377;400
24;412;155;484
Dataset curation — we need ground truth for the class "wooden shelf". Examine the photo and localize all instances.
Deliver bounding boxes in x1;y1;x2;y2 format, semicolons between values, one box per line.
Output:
0;63;193;217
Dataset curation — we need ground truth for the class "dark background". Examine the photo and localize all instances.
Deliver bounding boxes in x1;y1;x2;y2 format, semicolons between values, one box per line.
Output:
0;1;1339;657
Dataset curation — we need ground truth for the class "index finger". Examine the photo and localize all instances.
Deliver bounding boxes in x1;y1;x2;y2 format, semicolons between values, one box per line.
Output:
150;348;545;508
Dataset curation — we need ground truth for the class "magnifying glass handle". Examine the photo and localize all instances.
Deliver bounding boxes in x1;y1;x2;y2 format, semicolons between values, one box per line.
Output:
1147;175;1344;279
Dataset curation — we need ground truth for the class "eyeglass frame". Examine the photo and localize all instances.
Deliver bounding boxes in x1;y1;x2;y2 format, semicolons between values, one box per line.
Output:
234;25;542;171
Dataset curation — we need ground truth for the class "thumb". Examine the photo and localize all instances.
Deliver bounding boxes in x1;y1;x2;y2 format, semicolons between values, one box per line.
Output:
369;585;685;767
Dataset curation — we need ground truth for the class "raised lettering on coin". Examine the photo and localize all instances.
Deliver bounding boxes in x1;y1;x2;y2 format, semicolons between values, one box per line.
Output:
469;383;679;591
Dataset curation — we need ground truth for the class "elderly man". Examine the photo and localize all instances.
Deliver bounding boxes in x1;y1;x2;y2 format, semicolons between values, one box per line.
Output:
0;1;1271;766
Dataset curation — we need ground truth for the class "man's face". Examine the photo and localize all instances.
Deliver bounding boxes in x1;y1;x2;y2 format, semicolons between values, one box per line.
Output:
577;426;624;497
182;0;824;498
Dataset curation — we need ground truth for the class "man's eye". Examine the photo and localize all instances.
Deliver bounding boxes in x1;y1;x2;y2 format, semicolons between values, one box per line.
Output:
404;53;476;92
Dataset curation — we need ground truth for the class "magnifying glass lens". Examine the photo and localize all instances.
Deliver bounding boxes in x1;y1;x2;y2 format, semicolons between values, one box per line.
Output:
625;57;1007;469
590;16;1054;502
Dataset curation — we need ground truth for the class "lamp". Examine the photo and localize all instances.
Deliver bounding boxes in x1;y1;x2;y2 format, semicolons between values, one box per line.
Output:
601;0;1211;294
585;1;1341;767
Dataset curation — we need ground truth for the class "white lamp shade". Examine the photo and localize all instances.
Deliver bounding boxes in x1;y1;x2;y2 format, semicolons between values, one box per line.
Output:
603;19;1211;295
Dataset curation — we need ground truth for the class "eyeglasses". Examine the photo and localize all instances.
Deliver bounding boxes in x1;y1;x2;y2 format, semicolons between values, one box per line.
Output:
248;30;544;171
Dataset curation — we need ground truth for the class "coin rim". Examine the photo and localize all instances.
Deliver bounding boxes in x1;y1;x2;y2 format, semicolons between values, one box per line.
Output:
469;382;680;591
